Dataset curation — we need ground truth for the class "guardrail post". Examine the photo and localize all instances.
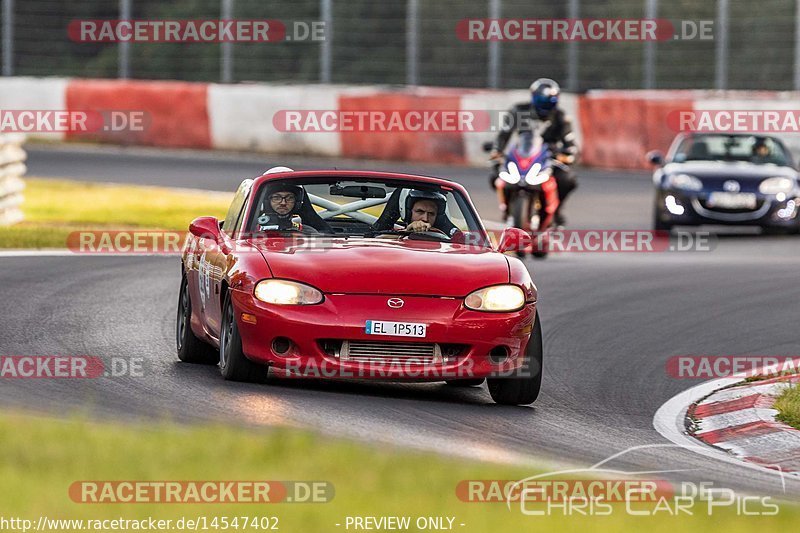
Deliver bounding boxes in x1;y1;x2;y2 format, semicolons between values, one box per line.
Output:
0;134;27;226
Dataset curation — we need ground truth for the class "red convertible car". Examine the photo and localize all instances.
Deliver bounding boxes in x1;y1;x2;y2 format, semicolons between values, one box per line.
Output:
176;168;542;405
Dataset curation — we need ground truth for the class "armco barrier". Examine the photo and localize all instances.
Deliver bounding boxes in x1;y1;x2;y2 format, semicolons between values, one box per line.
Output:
65;79;211;149
0;134;27;226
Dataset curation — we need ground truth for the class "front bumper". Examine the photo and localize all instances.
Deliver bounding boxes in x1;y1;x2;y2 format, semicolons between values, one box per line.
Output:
231;290;537;381
656;189;800;228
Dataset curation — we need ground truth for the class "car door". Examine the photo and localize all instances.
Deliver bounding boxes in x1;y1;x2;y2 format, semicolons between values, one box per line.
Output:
198;179;252;340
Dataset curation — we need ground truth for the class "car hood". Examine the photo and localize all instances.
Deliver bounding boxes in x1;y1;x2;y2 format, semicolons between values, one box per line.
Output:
663;161;798;181
247;237;509;297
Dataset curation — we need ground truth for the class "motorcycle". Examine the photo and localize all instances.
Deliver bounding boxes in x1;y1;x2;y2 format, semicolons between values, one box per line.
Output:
485;132;560;258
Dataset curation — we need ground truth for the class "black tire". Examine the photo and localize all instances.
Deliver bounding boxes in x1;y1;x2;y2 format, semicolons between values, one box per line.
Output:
487;314;543;406
176;275;218;364
509;194;528;259
510;194;525;232
653;199;672;232
761;226;792;236
219;291;268;383
445;378;485;387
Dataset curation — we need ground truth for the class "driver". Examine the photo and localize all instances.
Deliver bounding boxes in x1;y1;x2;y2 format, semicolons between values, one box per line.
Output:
257;183;304;231
751;138;772;164
406;199;439;232
403;190;459;237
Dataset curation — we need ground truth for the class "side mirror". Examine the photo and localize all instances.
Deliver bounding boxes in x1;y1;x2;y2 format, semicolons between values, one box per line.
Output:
189;216;222;242
497;228;530;254
646;150;664;167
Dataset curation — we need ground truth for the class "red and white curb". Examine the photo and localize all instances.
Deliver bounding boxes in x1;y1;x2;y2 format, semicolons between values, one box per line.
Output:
654;373;800;477
689;374;800;473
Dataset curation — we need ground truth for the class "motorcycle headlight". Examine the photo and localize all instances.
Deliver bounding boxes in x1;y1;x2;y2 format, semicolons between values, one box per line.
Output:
254;280;324;305
464;285;526;312
665;173;703;191
524;163;550;186
759;177;795;195
499;161;521;184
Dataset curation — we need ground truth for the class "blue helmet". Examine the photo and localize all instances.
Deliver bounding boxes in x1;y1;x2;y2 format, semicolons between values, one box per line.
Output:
530;78;560;119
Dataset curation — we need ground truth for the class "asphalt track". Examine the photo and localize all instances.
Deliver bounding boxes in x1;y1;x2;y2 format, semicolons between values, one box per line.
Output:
3;144;800;499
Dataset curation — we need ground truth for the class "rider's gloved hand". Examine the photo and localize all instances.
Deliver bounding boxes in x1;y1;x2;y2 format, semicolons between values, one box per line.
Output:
489;150;504;162
556;153;574;165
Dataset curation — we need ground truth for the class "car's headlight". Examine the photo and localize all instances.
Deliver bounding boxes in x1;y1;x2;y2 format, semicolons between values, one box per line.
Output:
254;280;324;305
665;173;703;191
759;177;795;195
464;285;526;312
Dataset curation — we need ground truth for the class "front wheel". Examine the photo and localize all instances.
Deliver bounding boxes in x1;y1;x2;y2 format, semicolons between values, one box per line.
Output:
219;292;268;383
653;198;673;232
487;314;543;406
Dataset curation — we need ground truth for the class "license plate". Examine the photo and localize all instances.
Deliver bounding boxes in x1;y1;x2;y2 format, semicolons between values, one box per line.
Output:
707;192;757;209
365;320;427;338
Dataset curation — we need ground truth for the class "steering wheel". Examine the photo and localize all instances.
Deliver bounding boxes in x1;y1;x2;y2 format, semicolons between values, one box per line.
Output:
406;229;451;242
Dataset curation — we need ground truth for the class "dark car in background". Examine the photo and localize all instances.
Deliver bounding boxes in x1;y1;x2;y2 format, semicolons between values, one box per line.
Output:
650;133;800;234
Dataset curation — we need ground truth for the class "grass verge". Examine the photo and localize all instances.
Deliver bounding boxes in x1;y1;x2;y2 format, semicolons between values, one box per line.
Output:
775;384;800;429
0;178;231;248
0;412;797;532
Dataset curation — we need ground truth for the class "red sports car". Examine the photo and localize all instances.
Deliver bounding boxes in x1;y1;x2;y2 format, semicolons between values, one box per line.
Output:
177;168;542;405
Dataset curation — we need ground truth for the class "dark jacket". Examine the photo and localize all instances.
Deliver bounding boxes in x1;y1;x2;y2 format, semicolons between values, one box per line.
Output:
492;103;578;158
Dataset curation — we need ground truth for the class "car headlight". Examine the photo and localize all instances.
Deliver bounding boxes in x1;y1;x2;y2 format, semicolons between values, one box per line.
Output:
254;280;324;305
665;173;703;191
759;177;795;195
464;285;526;312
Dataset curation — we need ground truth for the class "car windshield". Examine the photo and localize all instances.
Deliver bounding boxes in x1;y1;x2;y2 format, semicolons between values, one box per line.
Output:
244;177;488;245
673;135;791;166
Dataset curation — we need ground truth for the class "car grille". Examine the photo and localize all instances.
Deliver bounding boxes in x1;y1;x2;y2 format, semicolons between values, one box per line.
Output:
697;198;765;214
341;340;441;364
691;197;771;221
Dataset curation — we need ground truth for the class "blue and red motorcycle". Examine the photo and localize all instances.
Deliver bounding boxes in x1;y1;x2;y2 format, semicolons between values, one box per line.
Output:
489;132;560;258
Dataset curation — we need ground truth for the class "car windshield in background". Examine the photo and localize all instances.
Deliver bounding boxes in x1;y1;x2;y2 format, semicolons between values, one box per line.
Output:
244;178;486;243
673;135;792;166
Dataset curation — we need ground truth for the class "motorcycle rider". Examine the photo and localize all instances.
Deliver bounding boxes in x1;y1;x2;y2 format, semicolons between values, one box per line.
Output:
489;78;578;226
